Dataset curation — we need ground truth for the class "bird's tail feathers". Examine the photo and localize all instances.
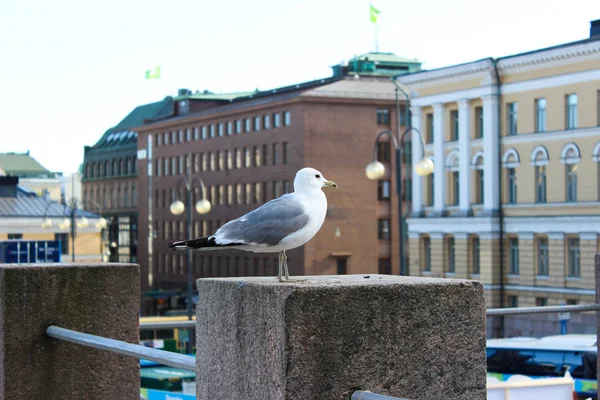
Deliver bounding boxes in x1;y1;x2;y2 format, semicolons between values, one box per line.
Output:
168;236;243;251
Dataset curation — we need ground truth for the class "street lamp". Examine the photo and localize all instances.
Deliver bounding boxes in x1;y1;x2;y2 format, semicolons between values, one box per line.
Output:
170;152;211;354
366;126;433;276
42;199;107;262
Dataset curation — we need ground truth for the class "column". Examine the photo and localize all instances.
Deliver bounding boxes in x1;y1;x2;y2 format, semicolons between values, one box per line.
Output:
408;232;422;276
432;103;446;217
457;99;472;216
410;106;424;217
195;275;487;400
482;95;500;216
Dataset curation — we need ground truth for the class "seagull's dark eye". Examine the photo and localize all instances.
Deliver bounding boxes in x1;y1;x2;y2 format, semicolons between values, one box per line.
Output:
315;174;321;179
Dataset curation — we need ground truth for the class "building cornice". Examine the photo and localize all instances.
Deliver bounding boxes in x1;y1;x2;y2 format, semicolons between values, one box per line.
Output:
395;59;495;86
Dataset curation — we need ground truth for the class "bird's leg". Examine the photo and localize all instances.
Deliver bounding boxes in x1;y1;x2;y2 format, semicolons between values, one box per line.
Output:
283;251;289;280
277;251;284;282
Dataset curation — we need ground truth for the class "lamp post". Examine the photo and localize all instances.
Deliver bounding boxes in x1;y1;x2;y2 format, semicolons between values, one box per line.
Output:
169;151;211;354
42;199;107;262
366;126;433;276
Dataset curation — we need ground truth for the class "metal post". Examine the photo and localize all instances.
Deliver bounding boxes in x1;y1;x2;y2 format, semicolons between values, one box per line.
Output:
70;204;76;262
396;147;405;276
595;253;599;395
186;152;194;354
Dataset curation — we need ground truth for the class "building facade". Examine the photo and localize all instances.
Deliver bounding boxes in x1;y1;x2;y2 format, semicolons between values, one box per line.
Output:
0;151;63;201
0;176;104;262
397;20;600;335
134;52;420;314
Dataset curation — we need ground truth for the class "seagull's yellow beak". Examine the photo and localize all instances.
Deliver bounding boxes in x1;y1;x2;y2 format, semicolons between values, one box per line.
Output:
324;180;338;188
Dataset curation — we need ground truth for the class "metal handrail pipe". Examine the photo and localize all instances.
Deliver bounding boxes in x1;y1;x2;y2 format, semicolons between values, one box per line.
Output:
486;303;600;316
140;320;197;330
46;325;196;371
351;390;409;400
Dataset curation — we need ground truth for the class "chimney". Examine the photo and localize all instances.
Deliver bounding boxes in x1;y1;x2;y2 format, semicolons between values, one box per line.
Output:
178;88;192;96
0;176;19;198
591;19;600;38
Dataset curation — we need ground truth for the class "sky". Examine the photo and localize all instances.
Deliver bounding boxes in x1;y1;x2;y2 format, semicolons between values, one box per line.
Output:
0;0;598;175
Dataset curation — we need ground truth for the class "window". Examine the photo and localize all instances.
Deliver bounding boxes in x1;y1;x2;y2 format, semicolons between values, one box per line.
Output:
474;106;484;138
423;237;431;272
225;121;232;136
472;237;480;275
537;237;549;276
8;233;23;240
263;115;271;129
245;118;251;132
273;181;282;199
475;170;484;205
426;173;434;206
508;296;518;308
272;143;280;165
378;258;391;274
156;134;162;147
446;237;455;273
282;142;288;164
178;130;183;143
218;123;224;137
399;106;408;126
209;125;215;138
254;116;261;131
283;181;290;194
507;168;517;204
253;146;261;167
244;148;251;168
566;94;578;129
284;111;291;126
245;183;252;204
185;128;191;142
337;258;347;275
201;126;207;139
54;233;69;254
273;113;281;128
226;150;233;170
535;98;546;133
450;110;459;141
376;108;390;125
254;182;262;203
235;120;242;134
193;127;199;140
566;164;577;202
377;141;391;163
535;166;547;203
507;102;518;136
536;298;548;307
377;180;391;201
451;171;459;205
426;113;434;144
509;238;519;275
378;219;390;240
568;238;580;277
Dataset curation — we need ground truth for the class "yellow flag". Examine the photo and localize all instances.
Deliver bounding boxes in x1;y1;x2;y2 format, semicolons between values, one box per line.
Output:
145;65;161;80
370;4;381;23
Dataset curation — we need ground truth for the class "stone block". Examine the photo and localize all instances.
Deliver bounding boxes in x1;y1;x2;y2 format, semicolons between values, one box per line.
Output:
196;274;487;400
0;263;140;400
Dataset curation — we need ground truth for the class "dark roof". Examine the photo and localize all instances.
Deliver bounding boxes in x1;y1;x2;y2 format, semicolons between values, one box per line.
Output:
144;75;345;126
0;152;60;179
87;97;174;153
0;186;99;218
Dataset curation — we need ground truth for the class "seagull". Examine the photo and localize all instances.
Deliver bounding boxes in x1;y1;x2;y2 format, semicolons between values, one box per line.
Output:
168;167;337;282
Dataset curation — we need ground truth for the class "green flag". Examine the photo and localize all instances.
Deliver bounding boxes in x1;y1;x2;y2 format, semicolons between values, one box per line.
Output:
145;65;161;80
370;4;381;23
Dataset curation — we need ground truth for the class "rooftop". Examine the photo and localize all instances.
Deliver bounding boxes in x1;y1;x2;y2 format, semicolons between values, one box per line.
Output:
0;152;61;179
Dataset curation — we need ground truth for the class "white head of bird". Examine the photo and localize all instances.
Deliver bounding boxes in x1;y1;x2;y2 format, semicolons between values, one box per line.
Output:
293;168;337;192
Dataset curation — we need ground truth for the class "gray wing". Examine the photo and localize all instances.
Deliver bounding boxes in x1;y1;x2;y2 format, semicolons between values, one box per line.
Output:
212;194;309;246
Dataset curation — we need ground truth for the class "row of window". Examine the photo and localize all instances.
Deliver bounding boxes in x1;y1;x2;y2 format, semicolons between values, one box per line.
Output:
83;183;138;210
154;180;291;215
420;234;583;278
155;143;289;177
154;252;279;277
376;107;408;126
84;157;136;180
155;111;292;147
506;296;579;308
422;90;600;143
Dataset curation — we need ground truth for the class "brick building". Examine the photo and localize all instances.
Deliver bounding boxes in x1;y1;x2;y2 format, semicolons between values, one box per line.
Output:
134;53;421;313
396;19;600;337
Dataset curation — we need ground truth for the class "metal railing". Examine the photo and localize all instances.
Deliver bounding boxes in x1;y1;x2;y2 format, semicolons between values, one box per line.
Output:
46;325;196;371
351;390;408;400
486;303;600;316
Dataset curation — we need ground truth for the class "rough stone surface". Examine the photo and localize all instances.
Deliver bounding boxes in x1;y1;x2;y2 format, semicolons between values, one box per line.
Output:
196;274;487;400
0;263;140;400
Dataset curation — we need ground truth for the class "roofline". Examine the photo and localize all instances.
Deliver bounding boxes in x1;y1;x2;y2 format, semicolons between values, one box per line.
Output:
141;75;346;128
394;35;600;85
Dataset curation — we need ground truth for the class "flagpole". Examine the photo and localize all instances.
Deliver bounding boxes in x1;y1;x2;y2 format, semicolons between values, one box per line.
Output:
375;24;379;52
